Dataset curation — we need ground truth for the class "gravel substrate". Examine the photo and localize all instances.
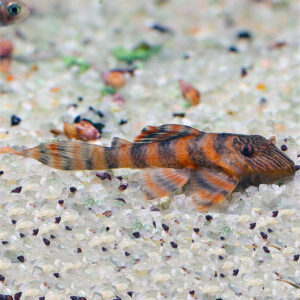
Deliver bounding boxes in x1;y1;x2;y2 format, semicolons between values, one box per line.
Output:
0;0;299;299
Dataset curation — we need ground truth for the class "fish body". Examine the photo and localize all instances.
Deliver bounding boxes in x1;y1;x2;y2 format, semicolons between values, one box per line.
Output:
0;0;29;26
9;124;296;210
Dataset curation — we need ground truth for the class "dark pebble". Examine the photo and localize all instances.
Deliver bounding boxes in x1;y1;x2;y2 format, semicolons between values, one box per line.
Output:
2;241;9;245
220;236;225;240
118;183;128;191
77;96;83;101
39;297;45;300
267;228;273;233
250;222;256;229
12;219;17;224
106;226;110;231
220;273;225;278
170;241;178;249
241;67;247;77
96;172;111;180
205;215;213;221
150;206;160;212
132;232;140;238
65;225;72;231
189;290;195;296
53;272;60;278
263;246;270;253
216;298;223;300
32;228;39;236
125;251;131;256
162;223;169;231
173;112;185;118
272;210;278;217
119;119;128;125
58;200;64;205
0;171;3;176
74;115;81;123
218;255;224;260
127;291;133;297
295;165;300;172
116;197;126;203
55;216;61;224
193;228;199;233
151;23;172;33
228;45;238;52
260;97;267;104
293;254;299;261
70;187;77;193
280;144;288;151
19;233;25;238
43;238;50;246
116;176;123;181
77;248;82;253
113;296;121;300
70;297;78;300
232;269;239;276
237;30;252;39
152;221;156;228
11;115;21;126
260;232;268;239
101;247;107;252
11;186;22;193
14;293;22;300
17;255;25;263
50;234;56;239
0;274;5;281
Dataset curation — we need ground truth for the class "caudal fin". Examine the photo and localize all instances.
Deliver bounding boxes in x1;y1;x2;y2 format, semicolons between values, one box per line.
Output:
14;141;107;171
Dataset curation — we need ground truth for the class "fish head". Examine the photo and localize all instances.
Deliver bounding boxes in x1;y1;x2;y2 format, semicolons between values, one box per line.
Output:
0;0;30;26
217;134;296;185
230;134;296;185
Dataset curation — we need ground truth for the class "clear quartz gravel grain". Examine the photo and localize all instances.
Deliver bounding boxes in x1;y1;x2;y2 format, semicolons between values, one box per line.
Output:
0;0;300;299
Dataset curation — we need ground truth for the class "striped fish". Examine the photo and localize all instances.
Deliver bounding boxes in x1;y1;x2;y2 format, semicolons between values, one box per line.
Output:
9;124;296;210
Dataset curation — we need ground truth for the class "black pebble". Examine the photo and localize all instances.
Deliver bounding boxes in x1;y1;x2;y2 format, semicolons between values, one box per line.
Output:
220;236;225;240
65;225;72;231
11;115;21;126
50;234;56;239
11;186;22;193
170;241;178;249
193;228;199;233
77;248;82;253
2;241;9;245
12;219;17;224
293;254;299;261
260;232;268;240
232;269;239;276
19;233;25;238
58;200;64;205
17;255;25;263
53;272;60;278
272;210;278;217
55;216;61;224
77;96;83;101
220;273;225;278
162;223;169;231
125;251;131;256
260;97;267;104
228;45;239;52
280;144;288;151
119;119;128;125
263;246;270;253
0;274;5;281
267;228;273;233
237;30;252;39
74;115;81;123
39;297;45;300
32;228;39;236
132;232;140;238
96;172;112;180
0;171;3;176
241;67;247;77
249;222;256;229
151;23;172;33
127;291;133;297
43;238;50;246
173;112;185;118
70;187;77;193
101;247;107;252
14;292;22;300
205;215;213;221
189;291;195;296
218;255;224;260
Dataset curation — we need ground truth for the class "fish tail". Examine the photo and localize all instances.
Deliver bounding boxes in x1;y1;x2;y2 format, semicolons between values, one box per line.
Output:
14;141;111;171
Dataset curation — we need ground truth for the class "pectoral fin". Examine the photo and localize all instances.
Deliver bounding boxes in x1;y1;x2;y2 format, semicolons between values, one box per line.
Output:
140;168;190;200
188;168;239;210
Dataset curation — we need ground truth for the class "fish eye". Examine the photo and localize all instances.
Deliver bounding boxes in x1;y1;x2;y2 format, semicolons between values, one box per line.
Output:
241;144;254;157
8;3;21;16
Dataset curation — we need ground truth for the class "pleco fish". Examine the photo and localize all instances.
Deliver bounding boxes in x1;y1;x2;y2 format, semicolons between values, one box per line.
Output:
6;124;297;210
0;0;30;26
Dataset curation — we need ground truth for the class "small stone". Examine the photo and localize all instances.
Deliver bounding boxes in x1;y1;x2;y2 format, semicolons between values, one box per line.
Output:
241;67;247;77
132;232;140;238
232;269;239;276
272;210;278;217
2;241;9;245
260;232;268;240
55;216;61;224
267;228;273;233
127;291;133;297
70;187;77;193
65;225;72;231
11;186;22;193
19;233;25;238
102;247;107;252
105;226;110;231
173;112;185;118
220;236;225;240
0;273;5;282
77;248;82;253
228;45;238;52
189;290;195;296
12;219;17;224
96;172;111;180
17;255;25;263
280;144;288;151
162;223;169;231
11;114;21;126
170;241;178;249
205;215;213;221
218;255;224;260
236;30;252;39
193;228;199;233
150;206;160;211
125;251;131;256
53;272;60;278
50;234;56;239
39;297;45;300
293;254;299;261
118;183;128;191
220;273;225;278
103;211;112;217
43;238;50;246
32;228;39;236
250;222;256;229
119;119;128;125
263;246;270;253
0;170;4;176
14;292;22;300
77;96;83;101
58;200;64;205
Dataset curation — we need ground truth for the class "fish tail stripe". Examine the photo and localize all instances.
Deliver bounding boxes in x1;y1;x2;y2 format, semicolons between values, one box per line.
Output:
176;135;197;168
104;146;118;169
130;143;148;168
145;143;161;167
158;140;179;168
203;169;236;192
199;134;221;166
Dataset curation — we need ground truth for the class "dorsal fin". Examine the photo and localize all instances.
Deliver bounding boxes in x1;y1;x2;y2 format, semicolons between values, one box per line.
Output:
134;124;201;143
111;137;132;147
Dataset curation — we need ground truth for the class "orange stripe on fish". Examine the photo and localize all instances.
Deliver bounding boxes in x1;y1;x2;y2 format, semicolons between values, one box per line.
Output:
6;124;296;211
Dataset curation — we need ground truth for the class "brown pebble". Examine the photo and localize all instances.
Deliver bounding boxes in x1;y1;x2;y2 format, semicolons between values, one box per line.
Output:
162;223;169;231
64;121;101;141
193;228;199;233
170;241;178;248
14;292;22;300
43;238;50;246
77;248;82;253
118;183;128;191
280;144;288;151
103;210;112;217
263;246;270;253
65;225;72;231
55;216;61;224
11;186;22;193
260;232;268;240
272;210;278;217
132;232;140;238
17;255;25;263
249;222;256;229
179;79;200;106
232;269;239;276
293;254;299;261
96;172;111;180
102;71;126;88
